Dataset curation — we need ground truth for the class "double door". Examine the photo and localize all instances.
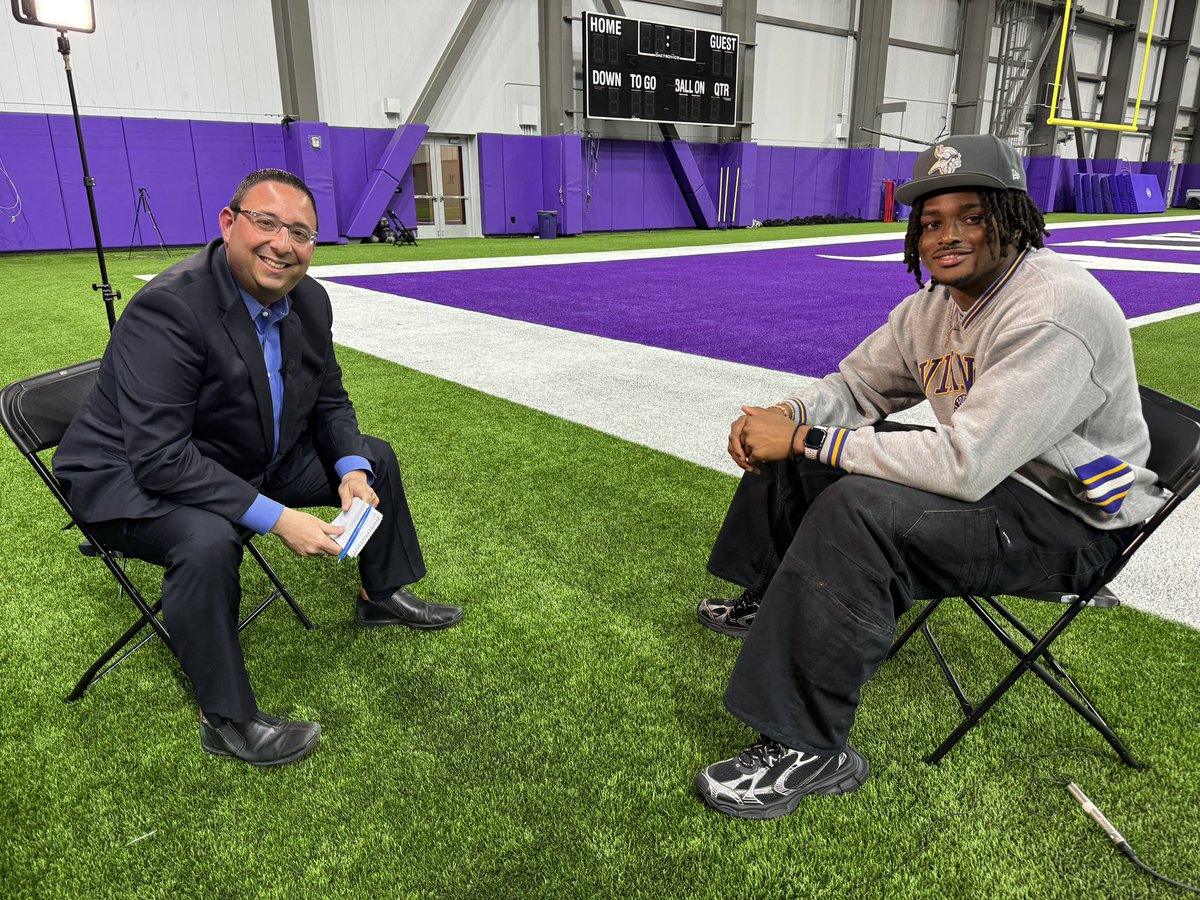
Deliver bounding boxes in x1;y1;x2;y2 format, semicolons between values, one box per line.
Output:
413;137;471;238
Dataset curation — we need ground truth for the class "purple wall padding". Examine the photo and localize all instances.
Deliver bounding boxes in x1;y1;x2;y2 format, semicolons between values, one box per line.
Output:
478;133;545;235
48;114;135;251
664;140;717;228
191;121;257;243
1024;156;1060;213
477;132;507;235
0;113;71;252
122;118;206;246
1172;163;1200;207
844;148;916;221
252;124;288;170
539;134;583;235
330;126;369;231
582;140;612;233
282;121;339;241
342;124;427;238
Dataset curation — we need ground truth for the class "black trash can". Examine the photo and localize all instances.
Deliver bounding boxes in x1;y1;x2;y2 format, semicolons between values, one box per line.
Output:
536;210;558;240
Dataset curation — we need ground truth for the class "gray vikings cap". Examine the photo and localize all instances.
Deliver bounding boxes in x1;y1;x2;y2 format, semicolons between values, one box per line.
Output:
895;133;1028;206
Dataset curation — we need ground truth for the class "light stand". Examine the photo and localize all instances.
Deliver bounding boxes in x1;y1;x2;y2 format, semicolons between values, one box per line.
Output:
12;0;119;333
56;30;119;330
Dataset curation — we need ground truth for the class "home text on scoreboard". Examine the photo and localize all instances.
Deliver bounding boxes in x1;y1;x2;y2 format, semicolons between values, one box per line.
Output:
582;11;738;128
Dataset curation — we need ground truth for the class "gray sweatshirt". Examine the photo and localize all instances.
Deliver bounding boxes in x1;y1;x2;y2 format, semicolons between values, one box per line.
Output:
780;246;1166;530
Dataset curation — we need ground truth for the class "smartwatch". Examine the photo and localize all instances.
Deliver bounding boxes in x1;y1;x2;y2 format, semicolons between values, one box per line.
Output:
802;426;827;461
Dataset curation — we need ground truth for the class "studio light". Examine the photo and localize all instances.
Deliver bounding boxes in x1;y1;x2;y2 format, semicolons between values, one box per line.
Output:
11;0;119;332
10;0;95;34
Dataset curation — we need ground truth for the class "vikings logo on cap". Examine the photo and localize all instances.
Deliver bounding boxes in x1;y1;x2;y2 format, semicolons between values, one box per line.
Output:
928;144;962;177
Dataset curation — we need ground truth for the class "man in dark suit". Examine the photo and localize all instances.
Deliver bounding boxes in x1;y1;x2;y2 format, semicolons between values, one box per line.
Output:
54;168;462;767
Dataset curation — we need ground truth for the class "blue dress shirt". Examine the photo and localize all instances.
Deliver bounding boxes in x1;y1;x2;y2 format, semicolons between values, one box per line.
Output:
235;287;372;534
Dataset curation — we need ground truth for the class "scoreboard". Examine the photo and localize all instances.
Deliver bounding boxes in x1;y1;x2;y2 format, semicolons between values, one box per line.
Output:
582;11;739;128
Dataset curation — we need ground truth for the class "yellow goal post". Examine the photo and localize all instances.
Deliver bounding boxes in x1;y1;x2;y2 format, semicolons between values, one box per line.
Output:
1046;0;1161;132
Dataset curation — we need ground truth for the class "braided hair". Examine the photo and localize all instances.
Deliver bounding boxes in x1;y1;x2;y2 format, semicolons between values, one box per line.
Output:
902;188;1048;290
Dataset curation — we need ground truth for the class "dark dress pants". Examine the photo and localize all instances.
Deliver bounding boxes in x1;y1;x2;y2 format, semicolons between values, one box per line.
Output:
87;434;424;721
707;457;1134;757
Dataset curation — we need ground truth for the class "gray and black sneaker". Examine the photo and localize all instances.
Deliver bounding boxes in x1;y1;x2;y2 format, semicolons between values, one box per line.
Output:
696;589;761;638
695;735;869;819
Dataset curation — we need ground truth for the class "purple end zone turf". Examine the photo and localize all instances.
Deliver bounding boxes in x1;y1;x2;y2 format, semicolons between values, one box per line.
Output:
329;219;1199;378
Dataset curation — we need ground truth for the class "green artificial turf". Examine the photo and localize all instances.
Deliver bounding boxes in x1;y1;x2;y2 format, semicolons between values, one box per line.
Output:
1;223;1198;899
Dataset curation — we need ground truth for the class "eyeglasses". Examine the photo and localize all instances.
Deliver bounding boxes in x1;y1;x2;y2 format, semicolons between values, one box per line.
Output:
231;206;318;245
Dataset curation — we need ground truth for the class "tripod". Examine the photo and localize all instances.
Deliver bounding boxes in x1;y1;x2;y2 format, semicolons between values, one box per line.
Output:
127;187;169;258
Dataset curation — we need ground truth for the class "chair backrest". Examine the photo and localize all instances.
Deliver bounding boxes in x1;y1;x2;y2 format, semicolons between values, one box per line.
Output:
0;360;101;457
1140;385;1200;497
1095;385;1200;590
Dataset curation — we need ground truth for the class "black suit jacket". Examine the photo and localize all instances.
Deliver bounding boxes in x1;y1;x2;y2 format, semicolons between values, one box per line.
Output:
54;239;370;525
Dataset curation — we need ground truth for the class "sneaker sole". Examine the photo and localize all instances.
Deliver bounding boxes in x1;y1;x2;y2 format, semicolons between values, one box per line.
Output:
696;606;749;639
695;748;869;820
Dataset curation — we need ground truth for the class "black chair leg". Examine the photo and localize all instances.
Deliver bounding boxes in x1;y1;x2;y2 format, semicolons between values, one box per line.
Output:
65;599;165;702
888;595;947;659
959;596;1141;769
920;623;974;718
245;538;314;631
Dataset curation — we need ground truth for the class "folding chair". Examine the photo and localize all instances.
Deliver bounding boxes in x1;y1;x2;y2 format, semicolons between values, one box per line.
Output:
0;360;314;703
888;385;1200;768
386;209;418;247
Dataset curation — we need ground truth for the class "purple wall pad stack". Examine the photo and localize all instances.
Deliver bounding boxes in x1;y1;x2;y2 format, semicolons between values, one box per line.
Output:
342;124;426;238
330;219;1199;378
0;114;71;252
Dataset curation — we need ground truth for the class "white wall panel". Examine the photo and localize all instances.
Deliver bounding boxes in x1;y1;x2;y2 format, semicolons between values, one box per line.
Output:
752;24;849;146
311;0;539;131
424;0;542;134
882;45;955;148
758;0;854;31
0;0;281;120
890;0;958;47
310;0;469;128
1074;24;1109;73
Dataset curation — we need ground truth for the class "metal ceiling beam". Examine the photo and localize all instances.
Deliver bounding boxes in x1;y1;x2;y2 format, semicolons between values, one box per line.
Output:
1094;0;1141;159
271;0;319;121
1148;0;1200;161
951;0;995;135
723;0;758;142
539;0;574;134
849;0;893;147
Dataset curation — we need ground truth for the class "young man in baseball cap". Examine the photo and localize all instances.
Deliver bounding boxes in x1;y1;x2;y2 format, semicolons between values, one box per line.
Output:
692;133;1164;819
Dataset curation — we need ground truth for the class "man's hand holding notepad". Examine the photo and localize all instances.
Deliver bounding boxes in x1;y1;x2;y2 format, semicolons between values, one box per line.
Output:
329;498;383;560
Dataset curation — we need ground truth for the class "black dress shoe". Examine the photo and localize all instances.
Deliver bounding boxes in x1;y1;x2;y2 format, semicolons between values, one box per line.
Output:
357;587;463;630
199;711;320;767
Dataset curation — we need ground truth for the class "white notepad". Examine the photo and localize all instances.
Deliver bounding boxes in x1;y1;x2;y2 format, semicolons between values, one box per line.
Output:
330;497;383;560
